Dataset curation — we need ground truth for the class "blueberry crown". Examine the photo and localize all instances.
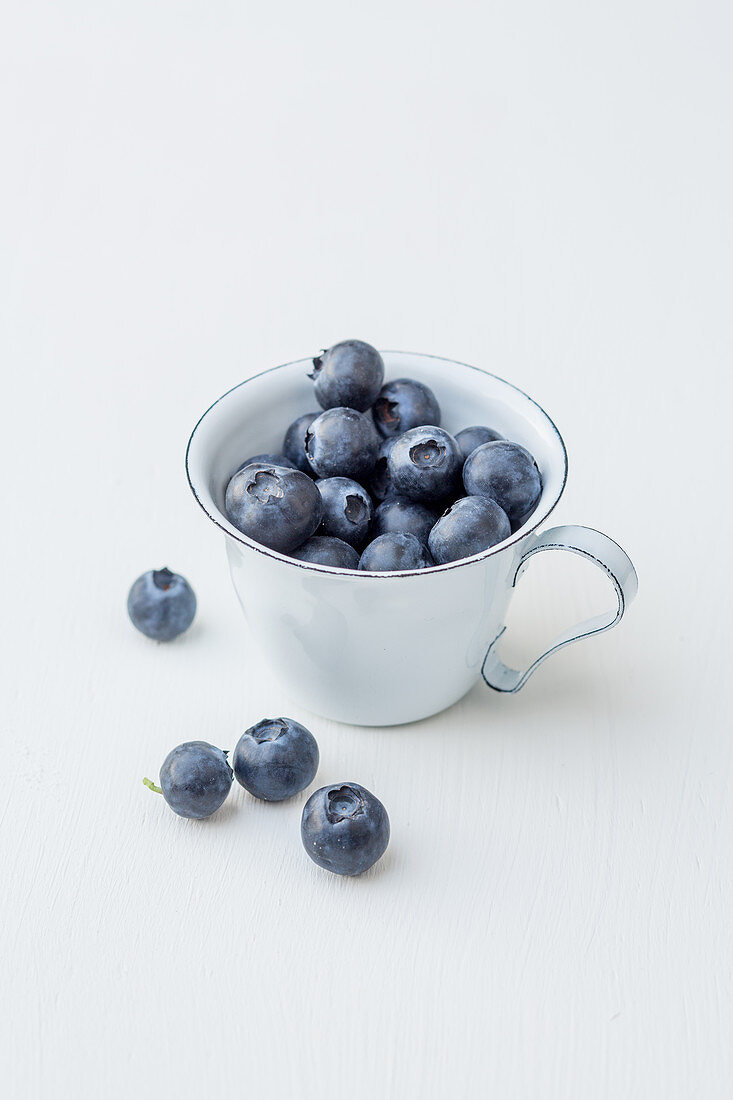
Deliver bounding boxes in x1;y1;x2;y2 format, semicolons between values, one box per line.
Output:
250;718;288;743
326;785;364;823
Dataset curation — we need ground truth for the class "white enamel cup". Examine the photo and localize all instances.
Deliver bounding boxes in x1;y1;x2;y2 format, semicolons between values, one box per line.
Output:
186;352;638;726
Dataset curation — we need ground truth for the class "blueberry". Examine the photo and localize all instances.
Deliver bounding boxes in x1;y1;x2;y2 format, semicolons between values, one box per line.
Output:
304;407;380;481
291;536;360;569
372;378;441;438
372;496;435;545
316;477;373;547
127;568;196;641
155;741;232;819
309;340;384;412
367;437;396;502
455;425;504;463
359;532;433;572
233;717;319;802
463;441;542;528
283;412;320;474
301;783;390;876
428;495;511;563
387;425;462;502
225;463;323;552
237;452;298;473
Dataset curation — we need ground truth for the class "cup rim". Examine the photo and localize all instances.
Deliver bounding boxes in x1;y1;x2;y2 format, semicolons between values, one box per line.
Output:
185;350;569;578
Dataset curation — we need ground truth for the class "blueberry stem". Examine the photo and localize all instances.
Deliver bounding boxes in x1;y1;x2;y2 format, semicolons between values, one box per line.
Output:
143;777;163;794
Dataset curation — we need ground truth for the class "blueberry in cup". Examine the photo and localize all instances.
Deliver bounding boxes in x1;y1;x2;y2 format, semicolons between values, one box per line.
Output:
304;407;380;481
282;412;320;474
225;463;323;553
309;339;384;412
372;377;441;438
359;532;433;572
455;425;504;463
387;425;462;503
372;496;435;545
316;477;373;548
463;440;542;529
428;496;511;564
291;536;360;569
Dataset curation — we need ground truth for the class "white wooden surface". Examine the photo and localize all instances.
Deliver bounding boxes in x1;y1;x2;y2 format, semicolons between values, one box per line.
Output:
2;3;731;1097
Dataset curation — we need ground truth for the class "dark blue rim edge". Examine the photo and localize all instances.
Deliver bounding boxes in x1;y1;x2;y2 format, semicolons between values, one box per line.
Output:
184;351;569;579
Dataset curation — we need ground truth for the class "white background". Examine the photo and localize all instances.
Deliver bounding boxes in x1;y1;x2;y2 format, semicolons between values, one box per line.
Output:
1;2;731;1097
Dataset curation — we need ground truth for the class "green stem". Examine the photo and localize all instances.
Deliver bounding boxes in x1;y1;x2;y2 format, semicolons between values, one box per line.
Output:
143;777;162;794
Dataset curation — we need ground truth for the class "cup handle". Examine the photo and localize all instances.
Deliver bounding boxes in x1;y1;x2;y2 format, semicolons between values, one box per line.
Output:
481;525;638;693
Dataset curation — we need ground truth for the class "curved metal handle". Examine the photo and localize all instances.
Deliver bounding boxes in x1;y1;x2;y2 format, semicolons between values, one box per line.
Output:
481;525;638;693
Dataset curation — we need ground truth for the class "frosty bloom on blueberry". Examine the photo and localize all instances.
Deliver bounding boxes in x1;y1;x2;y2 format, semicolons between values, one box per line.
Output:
387;425;462;503
233;717;319;802
428;496;511;564
237;451;298;472
372;377;441;438
292;536;360;568
309;339;384;412
316;477;373;548
463;440;542;529
372;496;435;546
455;425;504;463
304;407;380;481
282;412;320;474
127;567;196;641
144;741;233;819
359;532;433;572
301;782;390;876
225;463;323;552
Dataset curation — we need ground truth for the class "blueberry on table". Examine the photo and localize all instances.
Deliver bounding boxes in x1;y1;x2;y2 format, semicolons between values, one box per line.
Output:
455;425;504;463
428;495;511;563
372;496;435;545
387;425;462;503
225;463;323;553
463;440;542;528
372;378;441;438
233;718;319;801
301;783;390;876
309;339;384;412
291;536;360;569
236;452;298;473
304;407;380;481
127;568;196;641
359;532;433;572
368;437;396;502
316;477;373;547
144;741;232;819
283;412;320;474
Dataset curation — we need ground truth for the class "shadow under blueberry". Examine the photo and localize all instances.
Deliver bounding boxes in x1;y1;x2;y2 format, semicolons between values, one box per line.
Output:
175;792;242;828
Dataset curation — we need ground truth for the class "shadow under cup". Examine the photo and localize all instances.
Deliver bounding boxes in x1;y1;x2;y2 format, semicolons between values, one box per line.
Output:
186;352;568;726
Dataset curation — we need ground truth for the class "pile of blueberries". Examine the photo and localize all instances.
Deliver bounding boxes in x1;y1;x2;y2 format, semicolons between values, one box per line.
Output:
128;572;389;876
224;339;543;570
